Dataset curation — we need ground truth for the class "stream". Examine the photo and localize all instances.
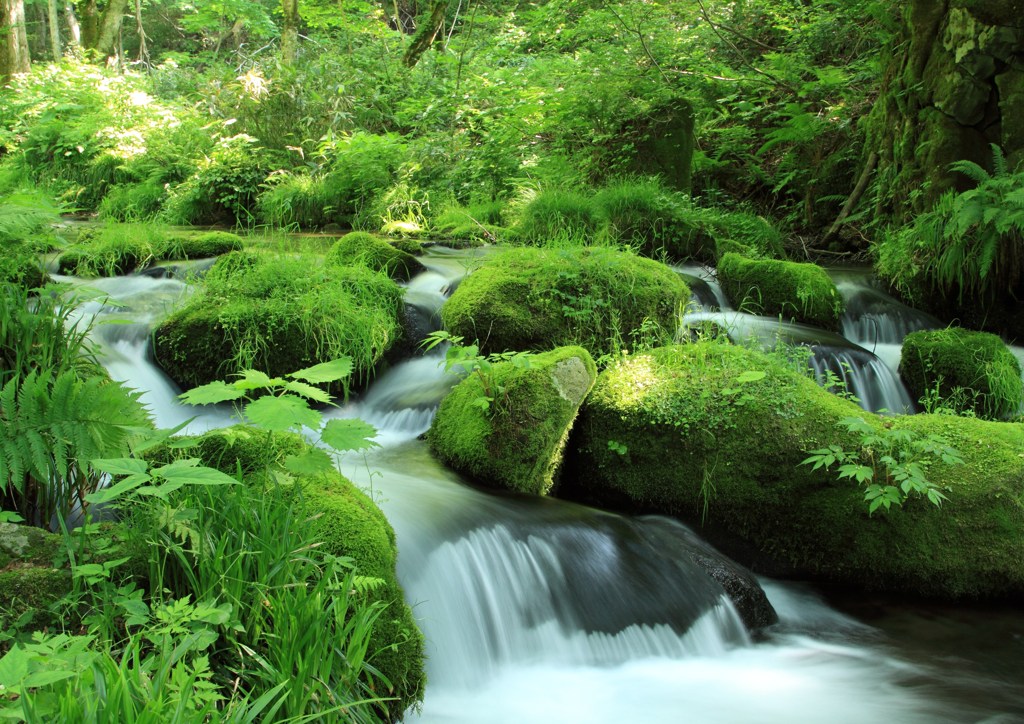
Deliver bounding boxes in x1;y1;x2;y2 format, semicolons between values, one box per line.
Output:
59;249;1024;723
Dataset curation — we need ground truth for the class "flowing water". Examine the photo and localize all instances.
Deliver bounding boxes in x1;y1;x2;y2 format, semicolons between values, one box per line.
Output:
59;248;1024;723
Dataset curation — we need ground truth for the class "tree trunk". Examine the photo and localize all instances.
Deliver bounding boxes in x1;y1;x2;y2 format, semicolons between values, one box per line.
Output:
48;0;61;59
0;0;30;82
79;0;98;49
65;1;80;45
92;0;128;57
865;1;1024;223
280;0;299;66
402;0;446;68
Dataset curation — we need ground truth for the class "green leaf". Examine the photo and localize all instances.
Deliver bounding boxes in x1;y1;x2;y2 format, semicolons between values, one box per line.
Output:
284;449;336;475
245;395;322;432
156;463;240;487
232;370;283;390
180;381;246;406
0;511;25;523
282;380;333;404
84;472;152;505
321;418;379;452
90;457;149;476
735;370;766;384
288;358;353;384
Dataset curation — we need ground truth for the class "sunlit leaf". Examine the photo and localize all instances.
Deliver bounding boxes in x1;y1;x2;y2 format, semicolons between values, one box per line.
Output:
289;358;353;384
321;418;379;452
180;381;246;406
245;395;322;432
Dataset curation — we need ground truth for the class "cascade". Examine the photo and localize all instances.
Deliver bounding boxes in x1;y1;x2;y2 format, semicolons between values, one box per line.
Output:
53;249;1022;723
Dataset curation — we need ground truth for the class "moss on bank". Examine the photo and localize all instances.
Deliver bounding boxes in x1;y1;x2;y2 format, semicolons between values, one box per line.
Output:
440;246;689;357
429;346;597;495
900;327;1023;419
326;231;425;281
717;252;844;329
58;225;244;276
153;251;404;390
564;342;1024;599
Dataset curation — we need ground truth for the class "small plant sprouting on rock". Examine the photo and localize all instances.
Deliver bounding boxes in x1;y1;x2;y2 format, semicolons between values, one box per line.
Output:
801;416;963;514
421;331;533;414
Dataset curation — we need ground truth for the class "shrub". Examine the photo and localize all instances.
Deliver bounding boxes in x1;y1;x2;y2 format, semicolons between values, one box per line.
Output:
256;172;335;229
513;188;599;244
900;328;1023;420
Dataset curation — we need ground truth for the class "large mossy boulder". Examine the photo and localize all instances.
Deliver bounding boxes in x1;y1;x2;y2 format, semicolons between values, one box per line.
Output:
153;251;404;390
440;247;689;357
429;346;597;495
900;327;1023;419
0;522;68;630
327;231;425;281
563;342;1024;599
717;252;843;329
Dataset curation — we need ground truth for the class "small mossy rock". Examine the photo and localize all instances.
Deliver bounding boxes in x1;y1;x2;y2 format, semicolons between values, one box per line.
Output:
0;566;71;630
144;426;307;478
165;231;245;259
153;252;404;390
717;252;843;329
300;471;426;720
390;237;424;256
440;247;689;358
900;328;1023;419
429;346;598;496
563;342;1024;599
0;522;61;570
327;231;425;281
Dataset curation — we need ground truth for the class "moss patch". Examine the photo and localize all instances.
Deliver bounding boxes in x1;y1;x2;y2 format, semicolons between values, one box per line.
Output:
440;246;689;358
0;566;71;631
563;342;1024;599
900;327;1023;419
58;225;245;276
717;252;843;329
429;346;598;495
326;231;425;281
153;251;404;391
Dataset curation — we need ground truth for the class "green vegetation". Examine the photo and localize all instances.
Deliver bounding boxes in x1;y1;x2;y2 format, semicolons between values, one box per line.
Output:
565;342;1024;598
430;345;597;495
153;251;404;391
441;246;689;359
899;328;1023;420
717;252;844;328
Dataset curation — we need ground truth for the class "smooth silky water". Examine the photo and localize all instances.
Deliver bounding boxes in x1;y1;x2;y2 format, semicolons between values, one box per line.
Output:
61;249;1024;723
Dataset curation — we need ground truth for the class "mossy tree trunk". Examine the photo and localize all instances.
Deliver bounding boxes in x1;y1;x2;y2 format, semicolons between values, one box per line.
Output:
1;0;30;82
280;0;299;66
78;0;128;58
402;0;447;68
866;0;1024;222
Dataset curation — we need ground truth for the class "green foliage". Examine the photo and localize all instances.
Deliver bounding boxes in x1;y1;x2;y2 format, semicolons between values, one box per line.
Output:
0;191;60;288
153;252;404;391
0;370;150;527
801;416;962;514
429;200;506;244
422;331;534;414
899;328;1023;420
513;188;599;244
875;146;1024;304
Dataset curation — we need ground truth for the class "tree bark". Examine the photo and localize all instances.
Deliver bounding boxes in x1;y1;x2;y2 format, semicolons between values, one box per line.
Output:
280;0;299;66
48;0;61;59
0;0;30;82
65;1;80;45
402;0;446;68
92;0;128;57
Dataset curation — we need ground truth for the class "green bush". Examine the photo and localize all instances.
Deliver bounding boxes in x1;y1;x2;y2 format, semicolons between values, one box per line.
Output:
441;246;689;358
257;172;335;229
900;328;1023;420
429;200;506;244
326;231;424;281
717;252;843;329
153;252;404;390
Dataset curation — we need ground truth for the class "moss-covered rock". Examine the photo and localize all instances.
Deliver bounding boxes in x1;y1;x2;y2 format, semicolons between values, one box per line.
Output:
900;327;1023;419
563;342;1024;599
440;246;689;357
0;521;61;570
0;566;71;630
153;252;404;390
327;231;425;281
165;231;246;259
58;226;244;276
717;252;843;329
429;346;598;495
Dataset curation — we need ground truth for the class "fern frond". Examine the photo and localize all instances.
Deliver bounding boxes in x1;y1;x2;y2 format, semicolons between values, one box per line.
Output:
991;144;1008;177
949;158;991;184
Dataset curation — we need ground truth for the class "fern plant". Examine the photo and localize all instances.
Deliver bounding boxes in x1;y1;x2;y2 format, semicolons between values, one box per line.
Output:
0;370;151;527
911;145;1024;302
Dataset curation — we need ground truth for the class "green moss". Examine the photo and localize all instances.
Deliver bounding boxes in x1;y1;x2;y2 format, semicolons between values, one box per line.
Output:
153;252;404;390
431;202;506;245
326;231;424;281
717;252;843;329
0;522;61;570
299;471;426;719
514;189;600;244
0;566;71;630
429;346;598;495
564;342;1024;599
900;328;1023;419
164;231;246;259
440;246;689;358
